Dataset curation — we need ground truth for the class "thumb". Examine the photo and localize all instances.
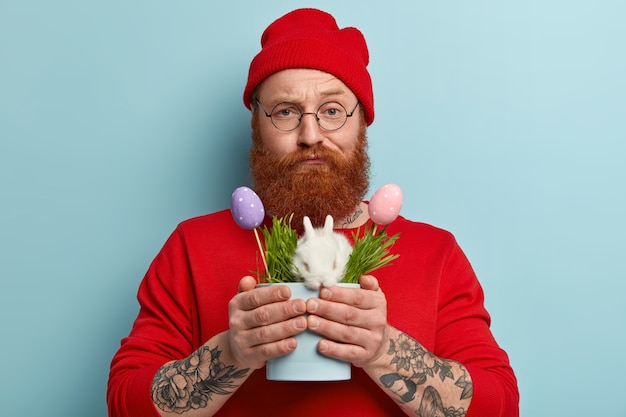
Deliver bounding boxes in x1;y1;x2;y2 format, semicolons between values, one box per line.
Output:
238;275;258;293
359;275;380;291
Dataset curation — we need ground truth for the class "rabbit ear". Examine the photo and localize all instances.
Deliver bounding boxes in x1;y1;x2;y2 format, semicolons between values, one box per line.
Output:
323;215;334;235
303;216;314;235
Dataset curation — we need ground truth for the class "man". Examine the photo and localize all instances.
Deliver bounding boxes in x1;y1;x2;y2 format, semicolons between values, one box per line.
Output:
107;8;518;417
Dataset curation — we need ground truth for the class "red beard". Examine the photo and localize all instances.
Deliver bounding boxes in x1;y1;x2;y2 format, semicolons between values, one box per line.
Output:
249;116;370;231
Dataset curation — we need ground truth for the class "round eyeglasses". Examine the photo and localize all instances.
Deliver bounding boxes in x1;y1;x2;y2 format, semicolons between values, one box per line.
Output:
255;99;360;132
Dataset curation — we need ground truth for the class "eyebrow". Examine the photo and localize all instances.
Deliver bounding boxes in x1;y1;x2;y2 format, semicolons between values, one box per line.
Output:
269;88;352;104
319;88;350;98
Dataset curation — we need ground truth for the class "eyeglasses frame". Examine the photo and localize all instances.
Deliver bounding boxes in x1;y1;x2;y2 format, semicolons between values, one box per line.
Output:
254;98;360;132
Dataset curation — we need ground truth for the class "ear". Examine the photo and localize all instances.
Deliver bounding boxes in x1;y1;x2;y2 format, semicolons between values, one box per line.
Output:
303;216;314;235
323;215;334;235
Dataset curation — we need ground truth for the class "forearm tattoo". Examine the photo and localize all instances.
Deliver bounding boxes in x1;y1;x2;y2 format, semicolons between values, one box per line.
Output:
379;333;473;417
151;345;250;414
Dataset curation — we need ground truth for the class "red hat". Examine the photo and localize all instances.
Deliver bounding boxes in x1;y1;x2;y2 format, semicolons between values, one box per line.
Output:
243;8;374;125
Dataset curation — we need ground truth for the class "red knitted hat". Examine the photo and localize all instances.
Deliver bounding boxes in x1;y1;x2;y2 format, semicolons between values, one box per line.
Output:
243;8;374;125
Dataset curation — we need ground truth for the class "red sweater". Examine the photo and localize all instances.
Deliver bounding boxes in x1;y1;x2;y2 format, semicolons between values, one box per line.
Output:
108;209;518;416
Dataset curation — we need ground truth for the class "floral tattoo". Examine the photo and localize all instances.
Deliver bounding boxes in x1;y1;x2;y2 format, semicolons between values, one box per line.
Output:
151;345;249;414
380;333;473;417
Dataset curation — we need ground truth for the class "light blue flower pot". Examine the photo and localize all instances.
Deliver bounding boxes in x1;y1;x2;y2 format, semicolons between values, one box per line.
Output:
261;282;360;381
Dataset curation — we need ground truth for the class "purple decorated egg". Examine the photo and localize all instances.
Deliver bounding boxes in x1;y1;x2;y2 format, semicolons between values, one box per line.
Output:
231;186;265;229
368;184;402;225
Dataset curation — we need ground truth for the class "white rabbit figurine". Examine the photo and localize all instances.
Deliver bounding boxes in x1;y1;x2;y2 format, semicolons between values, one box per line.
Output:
292;215;353;290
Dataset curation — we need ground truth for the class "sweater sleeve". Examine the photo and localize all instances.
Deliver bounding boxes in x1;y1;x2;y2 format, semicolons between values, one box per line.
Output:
107;226;196;417
435;238;519;417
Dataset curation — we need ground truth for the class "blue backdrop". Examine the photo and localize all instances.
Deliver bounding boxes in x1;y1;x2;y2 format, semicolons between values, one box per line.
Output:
1;1;625;416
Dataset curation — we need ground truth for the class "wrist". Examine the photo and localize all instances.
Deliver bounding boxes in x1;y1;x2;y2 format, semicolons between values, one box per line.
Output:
361;324;399;374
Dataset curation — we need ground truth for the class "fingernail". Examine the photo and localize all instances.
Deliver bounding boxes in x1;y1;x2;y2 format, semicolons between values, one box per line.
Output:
320;288;330;299
294;317;306;330
278;287;290;300
293;301;305;314
308;316;319;329
307;299;318;312
318;340;328;352
287;338;297;350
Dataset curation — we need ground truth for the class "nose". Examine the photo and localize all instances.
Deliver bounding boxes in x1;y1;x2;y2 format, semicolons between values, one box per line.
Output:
297;113;324;147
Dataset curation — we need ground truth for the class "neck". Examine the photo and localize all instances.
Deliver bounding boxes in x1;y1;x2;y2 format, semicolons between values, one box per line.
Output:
336;201;370;229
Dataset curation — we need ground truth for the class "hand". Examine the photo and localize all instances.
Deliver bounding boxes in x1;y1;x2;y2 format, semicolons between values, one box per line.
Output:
227;276;307;370
305;275;390;368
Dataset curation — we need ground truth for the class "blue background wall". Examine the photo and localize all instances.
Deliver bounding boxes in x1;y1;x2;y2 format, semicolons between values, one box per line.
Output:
1;1;625;416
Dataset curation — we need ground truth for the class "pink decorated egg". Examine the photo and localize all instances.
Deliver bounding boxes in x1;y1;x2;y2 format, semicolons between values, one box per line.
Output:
231;186;265;229
368;184;402;225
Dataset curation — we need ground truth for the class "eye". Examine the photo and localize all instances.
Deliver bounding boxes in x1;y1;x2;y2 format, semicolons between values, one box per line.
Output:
303;262;310;273
319;102;346;119
272;103;300;119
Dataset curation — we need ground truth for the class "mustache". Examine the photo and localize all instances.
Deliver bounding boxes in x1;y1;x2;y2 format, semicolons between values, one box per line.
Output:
278;146;344;167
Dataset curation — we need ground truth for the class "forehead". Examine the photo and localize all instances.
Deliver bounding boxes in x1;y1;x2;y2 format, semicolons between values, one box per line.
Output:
256;69;356;103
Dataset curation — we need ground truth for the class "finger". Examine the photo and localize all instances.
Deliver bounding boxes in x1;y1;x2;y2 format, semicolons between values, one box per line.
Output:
238;275;258;293
316;338;367;364
306;298;368;328
307;314;369;345
239;298;306;329
245;316;308;347
247;337;299;364
307;316;386;367
230;316;306;367
230;330;300;369
358;274;380;291
236;283;291;311
317;285;383;310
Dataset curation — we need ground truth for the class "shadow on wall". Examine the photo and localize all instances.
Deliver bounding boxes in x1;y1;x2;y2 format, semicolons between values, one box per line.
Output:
194;100;253;214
